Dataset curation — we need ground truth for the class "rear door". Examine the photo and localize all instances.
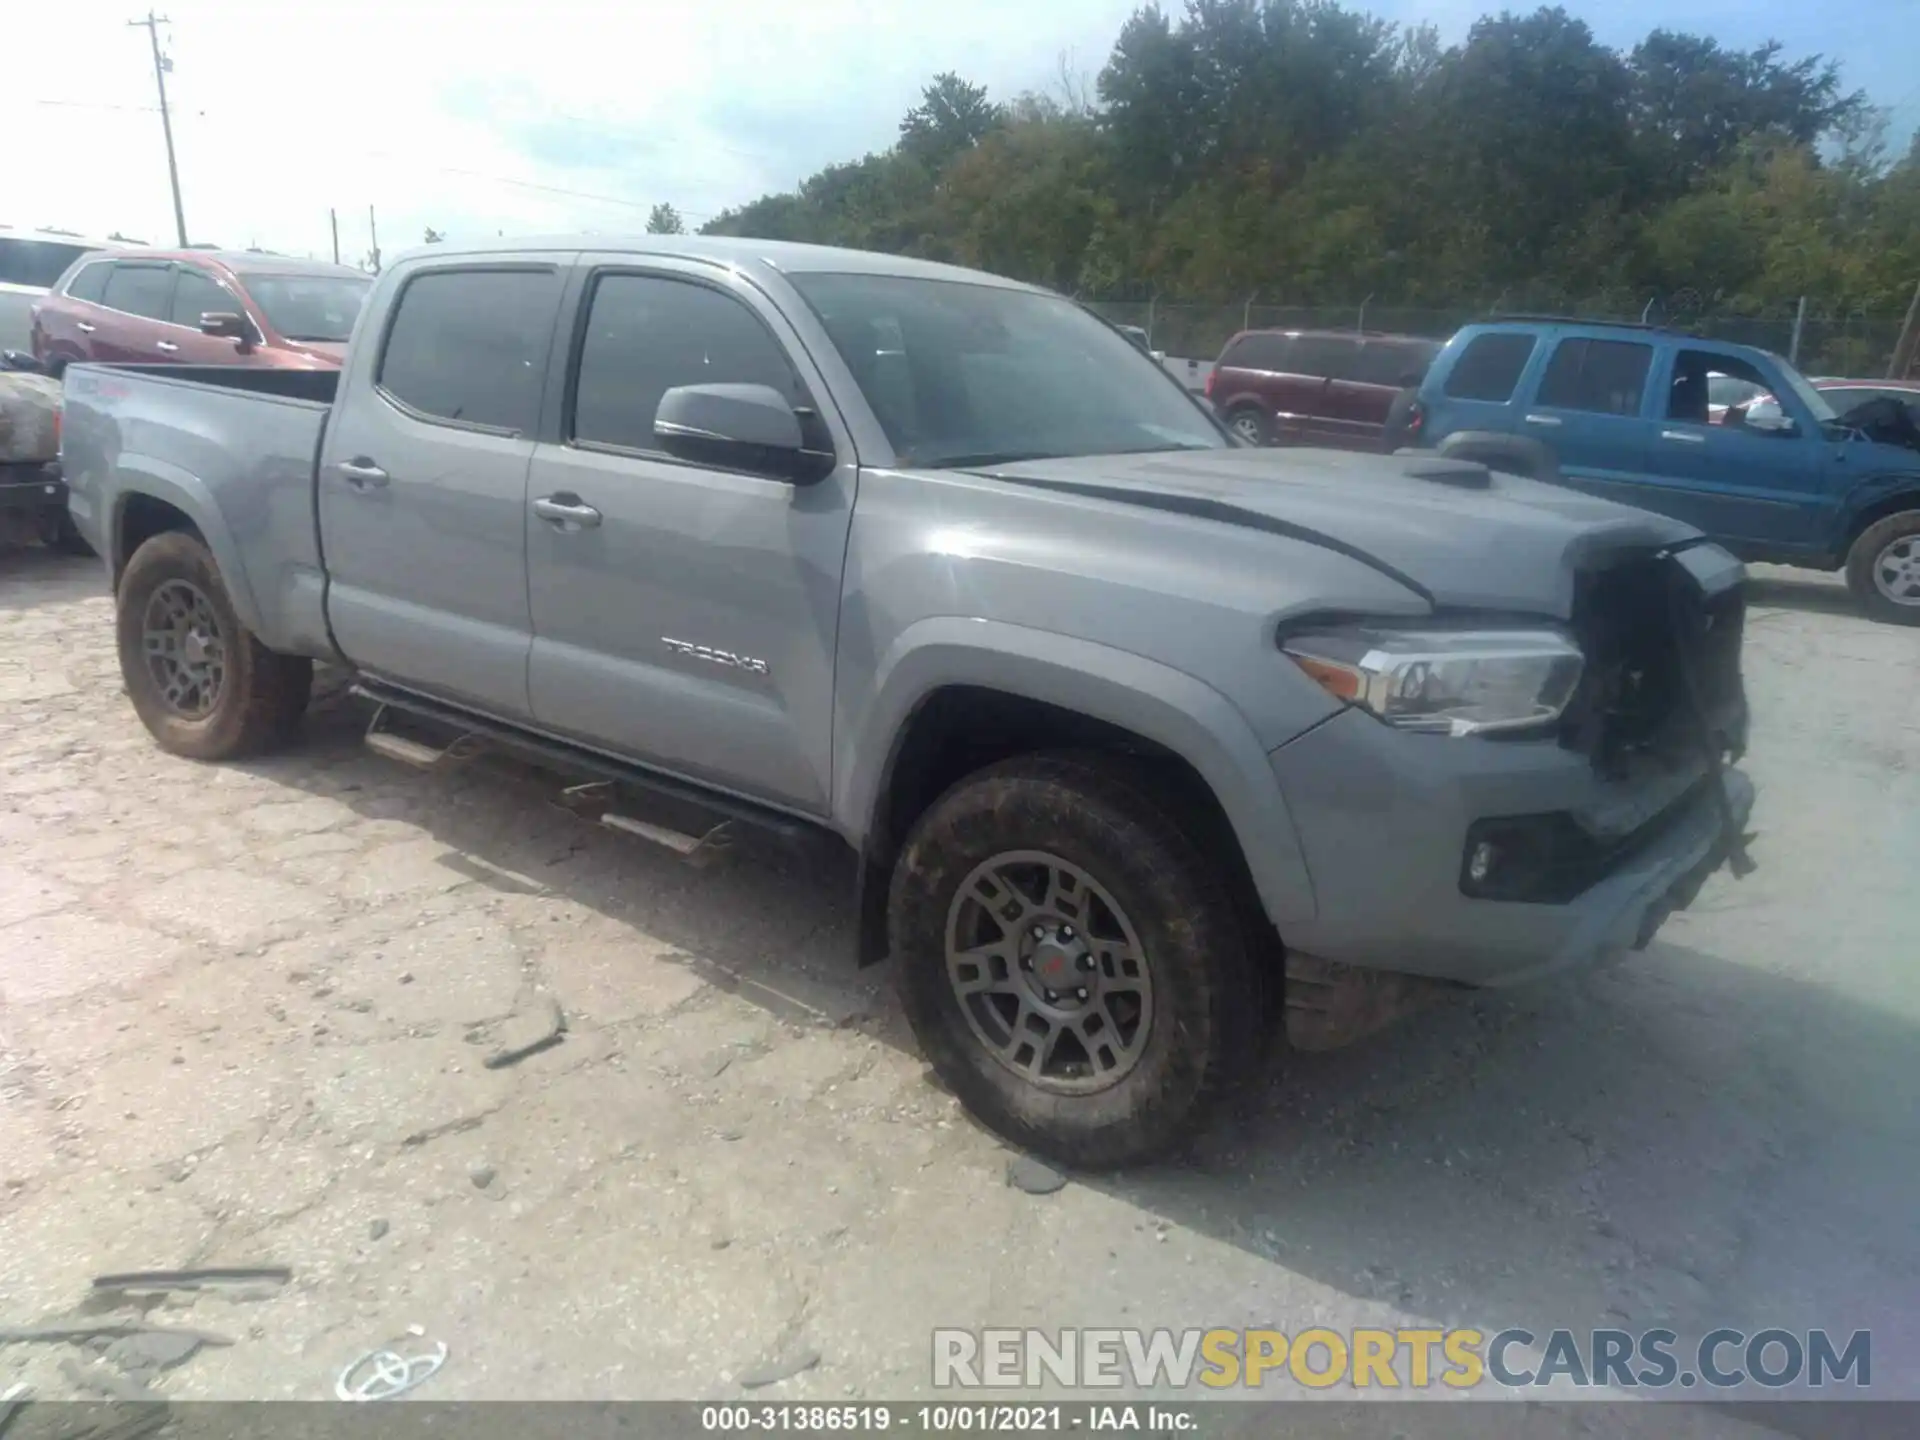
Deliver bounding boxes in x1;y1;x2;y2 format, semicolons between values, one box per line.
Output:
1331;338;1439;451
1285;334;1361;446
1641;344;1825;546
1520;334;1655;501
94;262;177;363
317;257;569;720
522;257;856;813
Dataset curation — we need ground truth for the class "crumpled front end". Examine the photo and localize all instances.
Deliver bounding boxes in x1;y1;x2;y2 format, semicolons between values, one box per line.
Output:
1269;542;1755;992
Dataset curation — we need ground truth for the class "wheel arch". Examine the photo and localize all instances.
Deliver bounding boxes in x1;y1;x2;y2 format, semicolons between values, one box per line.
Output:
837;619;1317;965
108;475;265;635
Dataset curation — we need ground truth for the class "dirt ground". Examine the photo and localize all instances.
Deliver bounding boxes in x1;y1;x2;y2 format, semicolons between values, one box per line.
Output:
1;548;1915;1418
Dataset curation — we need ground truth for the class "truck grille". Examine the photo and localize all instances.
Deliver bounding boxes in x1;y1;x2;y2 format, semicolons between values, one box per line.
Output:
1560;551;1747;776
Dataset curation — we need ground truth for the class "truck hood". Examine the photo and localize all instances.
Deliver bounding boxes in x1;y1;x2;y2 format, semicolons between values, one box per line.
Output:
977;447;1705;619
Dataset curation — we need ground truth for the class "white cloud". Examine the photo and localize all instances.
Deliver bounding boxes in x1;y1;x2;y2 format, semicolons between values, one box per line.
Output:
5;0;1142;261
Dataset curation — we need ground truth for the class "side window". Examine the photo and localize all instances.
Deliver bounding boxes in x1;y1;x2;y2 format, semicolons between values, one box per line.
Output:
571;274;805;453
170;268;233;327
1670;350;1766;424
1353;340;1435;388
65;262;110;303
101;264;175;320
1224;333;1291;371
1537;338;1653;417
1442;333;1537;402
376;268;561;433
1289;335;1361;380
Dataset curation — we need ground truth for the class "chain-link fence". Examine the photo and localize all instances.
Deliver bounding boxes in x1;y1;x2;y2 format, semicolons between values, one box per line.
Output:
1085;298;1910;379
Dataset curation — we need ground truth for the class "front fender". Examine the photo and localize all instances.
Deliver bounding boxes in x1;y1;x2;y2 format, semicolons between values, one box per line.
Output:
834;616;1318;929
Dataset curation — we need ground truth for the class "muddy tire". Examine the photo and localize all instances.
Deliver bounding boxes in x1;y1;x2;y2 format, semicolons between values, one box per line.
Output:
1844;510;1920;626
890;753;1262;1169
116;531;312;759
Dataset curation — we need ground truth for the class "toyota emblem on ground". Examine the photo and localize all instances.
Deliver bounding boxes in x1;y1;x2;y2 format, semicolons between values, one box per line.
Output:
335;1330;448;1401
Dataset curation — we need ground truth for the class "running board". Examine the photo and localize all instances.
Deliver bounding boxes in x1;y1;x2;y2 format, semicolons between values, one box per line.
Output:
555;779;735;867
364;703;487;772
348;679;839;867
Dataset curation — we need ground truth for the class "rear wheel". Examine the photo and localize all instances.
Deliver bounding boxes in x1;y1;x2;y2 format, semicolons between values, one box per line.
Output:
1225;406;1272;446
890;754;1261;1169
116;531;312;759
1845;511;1920;626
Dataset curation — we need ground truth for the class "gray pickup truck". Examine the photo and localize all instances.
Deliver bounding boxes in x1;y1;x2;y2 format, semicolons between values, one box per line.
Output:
61;236;1756;1167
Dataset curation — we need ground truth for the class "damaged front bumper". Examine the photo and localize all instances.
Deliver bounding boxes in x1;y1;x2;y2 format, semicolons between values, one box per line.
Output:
1267;704;1756;991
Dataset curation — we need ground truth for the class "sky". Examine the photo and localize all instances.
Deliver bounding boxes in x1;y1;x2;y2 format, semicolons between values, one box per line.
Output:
7;0;1917;266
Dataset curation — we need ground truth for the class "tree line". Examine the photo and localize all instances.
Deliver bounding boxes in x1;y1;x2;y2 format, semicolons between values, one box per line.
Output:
699;1;1919;326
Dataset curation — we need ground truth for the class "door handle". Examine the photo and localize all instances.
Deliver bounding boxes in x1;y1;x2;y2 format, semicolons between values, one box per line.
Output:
76;322;96;334
155;340;179;353
1523;413;1562;427
336;458;390;489
532;495;603;529
1660;429;1706;445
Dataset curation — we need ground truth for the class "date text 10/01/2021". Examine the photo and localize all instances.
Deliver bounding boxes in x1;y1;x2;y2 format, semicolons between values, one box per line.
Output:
701;1405;1193;1432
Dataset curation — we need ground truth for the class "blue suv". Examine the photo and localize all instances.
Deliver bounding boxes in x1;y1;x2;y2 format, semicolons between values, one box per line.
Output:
1405;319;1920;624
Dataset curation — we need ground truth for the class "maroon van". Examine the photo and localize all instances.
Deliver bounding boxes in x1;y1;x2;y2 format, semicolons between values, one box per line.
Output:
1205;329;1440;451
31;250;370;376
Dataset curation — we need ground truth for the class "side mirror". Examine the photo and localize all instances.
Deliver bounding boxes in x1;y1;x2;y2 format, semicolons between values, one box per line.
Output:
1;349;48;375
654;383;826;482
1745;411;1799;438
199;312;250;342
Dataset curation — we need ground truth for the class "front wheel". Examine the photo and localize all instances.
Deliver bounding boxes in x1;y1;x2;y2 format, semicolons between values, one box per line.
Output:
1845;511;1920;626
889;754;1262;1169
116;530;313;759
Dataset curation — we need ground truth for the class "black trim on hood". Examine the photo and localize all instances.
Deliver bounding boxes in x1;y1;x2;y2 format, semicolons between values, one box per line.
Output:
973;470;1437;606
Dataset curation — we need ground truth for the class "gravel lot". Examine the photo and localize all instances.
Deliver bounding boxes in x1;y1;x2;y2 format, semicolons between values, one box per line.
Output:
1;548;1914;1419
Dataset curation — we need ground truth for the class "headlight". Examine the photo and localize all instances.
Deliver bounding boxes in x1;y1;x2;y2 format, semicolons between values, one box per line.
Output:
1282;627;1584;736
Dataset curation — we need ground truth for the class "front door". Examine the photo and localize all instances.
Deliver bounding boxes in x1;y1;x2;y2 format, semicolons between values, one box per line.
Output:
524;261;856;814
316;261;567;719
162;265;255;365
1641;346;1824;548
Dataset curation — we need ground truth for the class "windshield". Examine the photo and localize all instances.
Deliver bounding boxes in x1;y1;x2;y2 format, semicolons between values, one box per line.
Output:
242;272;371;343
789;272;1224;467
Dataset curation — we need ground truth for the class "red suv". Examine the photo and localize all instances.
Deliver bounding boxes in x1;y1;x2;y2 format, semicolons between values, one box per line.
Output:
30;250;371;376
1206;329;1440;451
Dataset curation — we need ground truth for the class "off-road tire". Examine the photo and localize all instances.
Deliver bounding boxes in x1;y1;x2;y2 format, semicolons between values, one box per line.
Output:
1844;510;1920;626
116;531;313;759
889;753;1263;1169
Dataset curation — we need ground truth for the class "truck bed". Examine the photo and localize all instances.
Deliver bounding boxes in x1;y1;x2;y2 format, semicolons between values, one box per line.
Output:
60;361;339;660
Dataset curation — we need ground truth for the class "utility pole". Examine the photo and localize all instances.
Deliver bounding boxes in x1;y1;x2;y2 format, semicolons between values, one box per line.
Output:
129;11;188;247
329;208;340;264
1888;279;1920;382
367;205;380;273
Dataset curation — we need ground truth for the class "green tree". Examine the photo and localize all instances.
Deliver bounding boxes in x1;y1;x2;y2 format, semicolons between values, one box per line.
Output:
645;203;685;235
899;72;1002;170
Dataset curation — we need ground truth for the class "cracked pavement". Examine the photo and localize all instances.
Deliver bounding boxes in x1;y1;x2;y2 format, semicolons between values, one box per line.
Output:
1;549;1915;1414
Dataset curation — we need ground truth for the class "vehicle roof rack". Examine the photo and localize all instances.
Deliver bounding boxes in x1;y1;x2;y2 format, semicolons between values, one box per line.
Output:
1486;313;1694;335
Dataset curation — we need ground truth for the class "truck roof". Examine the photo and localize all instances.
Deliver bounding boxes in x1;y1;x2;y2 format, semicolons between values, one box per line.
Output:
390;234;1042;292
